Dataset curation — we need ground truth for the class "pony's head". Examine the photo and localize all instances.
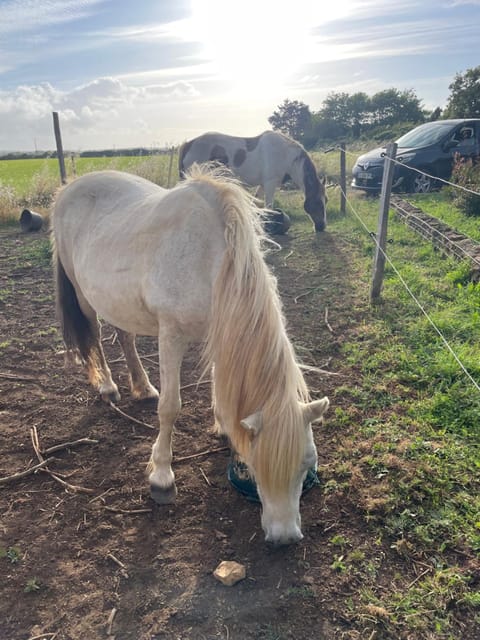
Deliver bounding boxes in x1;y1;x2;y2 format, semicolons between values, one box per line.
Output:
303;157;327;232
240;397;329;545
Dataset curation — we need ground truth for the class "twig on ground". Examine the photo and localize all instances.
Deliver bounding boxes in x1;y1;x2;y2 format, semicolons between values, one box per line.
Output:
107;553;129;578
180;379;212;391
407;567;431;589
0;459;52;486
104;506;151;515
108;401;157;430
42;437;99;455
324;306;334;334
0;372;37;382
198;466;211;486
294;286;322;304
175;446;229;463
30;427;95;495
106;607;118;635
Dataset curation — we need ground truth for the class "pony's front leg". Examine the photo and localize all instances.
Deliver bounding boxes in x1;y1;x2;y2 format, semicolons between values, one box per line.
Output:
263;179;279;209
116;328;159;400
147;333;188;504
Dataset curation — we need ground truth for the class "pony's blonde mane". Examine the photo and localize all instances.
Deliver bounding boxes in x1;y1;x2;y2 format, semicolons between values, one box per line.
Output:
186;164;310;497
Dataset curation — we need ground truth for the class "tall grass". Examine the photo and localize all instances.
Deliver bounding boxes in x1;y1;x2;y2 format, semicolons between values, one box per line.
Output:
0;152;178;224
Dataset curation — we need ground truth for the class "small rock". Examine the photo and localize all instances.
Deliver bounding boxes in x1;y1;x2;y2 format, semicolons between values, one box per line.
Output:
303;575;315;585
213;560;246;586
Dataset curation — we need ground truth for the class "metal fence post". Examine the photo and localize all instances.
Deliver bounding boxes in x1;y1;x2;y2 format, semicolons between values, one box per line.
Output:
370;142;397;301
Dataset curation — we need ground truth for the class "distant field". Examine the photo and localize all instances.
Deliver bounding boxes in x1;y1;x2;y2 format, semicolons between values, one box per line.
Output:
0;154;177;197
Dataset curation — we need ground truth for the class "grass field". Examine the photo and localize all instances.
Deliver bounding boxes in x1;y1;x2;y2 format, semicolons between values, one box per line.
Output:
0;153;178;222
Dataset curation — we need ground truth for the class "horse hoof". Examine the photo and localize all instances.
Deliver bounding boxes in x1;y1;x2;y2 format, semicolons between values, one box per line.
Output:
150;483;177;505
101;389;121;404
133;386;159;402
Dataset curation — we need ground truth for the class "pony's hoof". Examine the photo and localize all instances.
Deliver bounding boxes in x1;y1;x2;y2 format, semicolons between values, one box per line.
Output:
150;483;177;505
133;385;159;402
101;389;121;404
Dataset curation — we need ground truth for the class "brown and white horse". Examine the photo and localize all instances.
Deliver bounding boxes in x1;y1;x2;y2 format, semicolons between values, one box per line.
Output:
52;167;329;545
179;130;327;232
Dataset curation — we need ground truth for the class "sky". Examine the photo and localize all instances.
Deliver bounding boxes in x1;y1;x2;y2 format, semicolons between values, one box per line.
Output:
0;0;479;152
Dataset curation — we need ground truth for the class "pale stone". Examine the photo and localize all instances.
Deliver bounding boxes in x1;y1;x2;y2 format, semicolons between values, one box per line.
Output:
213;560;246;586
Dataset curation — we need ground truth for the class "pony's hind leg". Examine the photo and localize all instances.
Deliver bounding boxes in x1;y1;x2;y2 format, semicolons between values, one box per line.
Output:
116;329;159;400
147;331;188;504
75;294;120;403
86;330;121;404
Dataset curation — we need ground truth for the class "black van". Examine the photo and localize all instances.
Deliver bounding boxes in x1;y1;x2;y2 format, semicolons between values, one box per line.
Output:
351;119;480;194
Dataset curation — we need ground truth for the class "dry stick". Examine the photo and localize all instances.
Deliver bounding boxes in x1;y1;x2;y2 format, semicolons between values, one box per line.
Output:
198;466;211;486
104;506;151;515
180;379;211;391
106;607;117;635
0;372;38;382
108;401;157;430
324;306;334;334
0;459;52;486
294;285;323;304
175;446;229;463
107;553;129;578
42;437;99;455
30;427;94;495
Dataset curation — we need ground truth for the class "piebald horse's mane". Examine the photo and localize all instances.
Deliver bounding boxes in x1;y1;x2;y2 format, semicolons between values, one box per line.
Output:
187;165;310;496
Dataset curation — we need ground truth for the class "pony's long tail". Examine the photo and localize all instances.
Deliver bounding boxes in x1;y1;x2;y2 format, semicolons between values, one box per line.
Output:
54;248;97;364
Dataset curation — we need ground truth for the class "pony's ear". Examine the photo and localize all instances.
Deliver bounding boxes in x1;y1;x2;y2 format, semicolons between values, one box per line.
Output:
301;397;329;424
240;411;263;435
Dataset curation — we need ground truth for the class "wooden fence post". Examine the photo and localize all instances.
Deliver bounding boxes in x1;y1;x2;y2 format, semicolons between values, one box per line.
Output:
167;146;175;188
52;112;67;185
370;142;397;301
340;142;346;214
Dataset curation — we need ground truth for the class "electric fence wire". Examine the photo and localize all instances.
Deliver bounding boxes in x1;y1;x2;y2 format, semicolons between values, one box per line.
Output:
336;182;480;394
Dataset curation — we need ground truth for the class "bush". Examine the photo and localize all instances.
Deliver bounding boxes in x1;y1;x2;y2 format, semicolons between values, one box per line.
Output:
449;154;480;217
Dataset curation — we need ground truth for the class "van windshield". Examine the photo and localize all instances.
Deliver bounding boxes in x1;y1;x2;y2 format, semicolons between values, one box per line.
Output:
396;122;455;148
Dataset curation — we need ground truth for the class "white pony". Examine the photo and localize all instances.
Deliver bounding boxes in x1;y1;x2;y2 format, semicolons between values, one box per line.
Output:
52;167;329;545
179;130;327;232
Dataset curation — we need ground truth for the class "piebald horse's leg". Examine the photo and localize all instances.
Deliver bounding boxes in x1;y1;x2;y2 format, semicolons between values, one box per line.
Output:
263;179;279;209
115;328;159;400
148;331;188;504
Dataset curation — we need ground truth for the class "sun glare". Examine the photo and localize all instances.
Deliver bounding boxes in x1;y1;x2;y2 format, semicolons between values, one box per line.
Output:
190;0;351;95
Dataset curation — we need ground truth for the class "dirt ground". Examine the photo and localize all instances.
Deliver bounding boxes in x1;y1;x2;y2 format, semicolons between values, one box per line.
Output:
0;220;462;640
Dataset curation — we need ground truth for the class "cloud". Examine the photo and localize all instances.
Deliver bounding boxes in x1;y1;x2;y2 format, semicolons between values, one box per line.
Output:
0;0;105;35
0;76;203;151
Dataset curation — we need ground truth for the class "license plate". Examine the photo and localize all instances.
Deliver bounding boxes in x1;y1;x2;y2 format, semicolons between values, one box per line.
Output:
358;171;373;179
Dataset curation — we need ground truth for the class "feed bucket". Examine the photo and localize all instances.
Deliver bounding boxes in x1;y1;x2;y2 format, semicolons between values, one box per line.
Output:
20;209;44;232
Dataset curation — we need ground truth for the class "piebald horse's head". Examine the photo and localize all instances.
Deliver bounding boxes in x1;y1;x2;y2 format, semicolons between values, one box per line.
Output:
240;397;329;545
303;156;327;232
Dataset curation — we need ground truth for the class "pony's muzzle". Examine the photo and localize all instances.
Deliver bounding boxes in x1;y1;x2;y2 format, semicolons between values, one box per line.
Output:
265;527;304;546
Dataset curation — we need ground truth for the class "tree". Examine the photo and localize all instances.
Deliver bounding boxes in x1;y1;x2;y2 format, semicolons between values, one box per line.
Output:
268;99;312;141
370;89;424;126
444;66;480;118
319;92;371;137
